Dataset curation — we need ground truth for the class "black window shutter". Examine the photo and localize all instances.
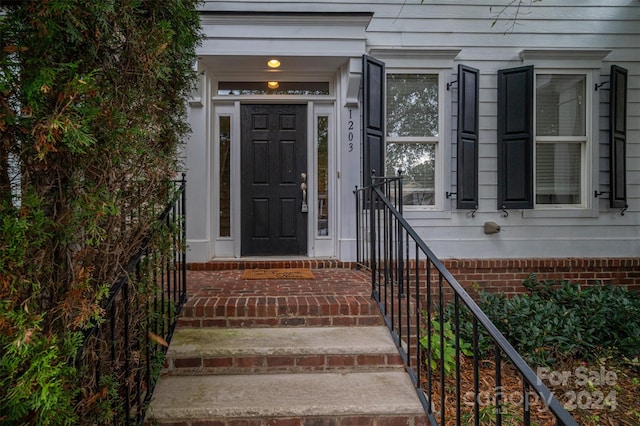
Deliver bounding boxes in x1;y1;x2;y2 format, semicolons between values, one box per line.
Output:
609;65;628;209
457;65;480;210
497;65;534;209
362;55;385;187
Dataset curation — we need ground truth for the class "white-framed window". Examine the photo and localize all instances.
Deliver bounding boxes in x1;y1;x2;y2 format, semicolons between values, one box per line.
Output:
535;72;589;207
498;61;599;215
385;72;442;208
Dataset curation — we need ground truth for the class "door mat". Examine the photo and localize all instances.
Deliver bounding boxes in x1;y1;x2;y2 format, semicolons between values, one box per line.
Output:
241;268;315;280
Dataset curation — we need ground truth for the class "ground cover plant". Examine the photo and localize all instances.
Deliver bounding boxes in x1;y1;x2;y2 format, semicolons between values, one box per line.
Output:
0;1;201;424
423;275;640;425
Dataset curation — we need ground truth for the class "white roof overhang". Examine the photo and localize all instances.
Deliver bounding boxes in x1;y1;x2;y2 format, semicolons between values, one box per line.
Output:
197;12;373;79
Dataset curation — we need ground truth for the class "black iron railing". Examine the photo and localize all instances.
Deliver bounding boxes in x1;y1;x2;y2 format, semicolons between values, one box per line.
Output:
75;175;187;425
354;174;578;426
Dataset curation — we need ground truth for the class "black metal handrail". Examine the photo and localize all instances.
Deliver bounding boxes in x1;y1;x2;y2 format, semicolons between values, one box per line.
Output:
75;175;187;425
355;175;577;426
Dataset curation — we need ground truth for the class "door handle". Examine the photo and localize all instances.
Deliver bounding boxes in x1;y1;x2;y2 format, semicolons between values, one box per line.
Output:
300;173;308;213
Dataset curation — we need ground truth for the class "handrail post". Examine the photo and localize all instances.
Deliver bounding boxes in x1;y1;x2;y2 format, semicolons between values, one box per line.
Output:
397;170;404;298
181;173;187;304
355;186;361;267
369;175;377;297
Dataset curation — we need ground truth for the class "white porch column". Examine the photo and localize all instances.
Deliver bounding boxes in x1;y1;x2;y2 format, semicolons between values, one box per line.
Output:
185;64;212;262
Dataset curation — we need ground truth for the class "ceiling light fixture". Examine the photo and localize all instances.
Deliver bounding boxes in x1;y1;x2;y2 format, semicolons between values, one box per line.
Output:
267;59;281;68
267;81;280;89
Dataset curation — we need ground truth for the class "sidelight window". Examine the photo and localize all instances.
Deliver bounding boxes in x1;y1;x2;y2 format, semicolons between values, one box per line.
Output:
317;115;329;236
218;115;231;237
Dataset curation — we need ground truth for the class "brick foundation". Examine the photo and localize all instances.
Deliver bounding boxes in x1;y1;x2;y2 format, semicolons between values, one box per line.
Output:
441;257;640;295
186;257;639;295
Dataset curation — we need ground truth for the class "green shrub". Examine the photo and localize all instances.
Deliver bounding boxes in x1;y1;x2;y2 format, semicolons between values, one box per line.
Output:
447;275;640;366
0;0;201;423
0;312;82;425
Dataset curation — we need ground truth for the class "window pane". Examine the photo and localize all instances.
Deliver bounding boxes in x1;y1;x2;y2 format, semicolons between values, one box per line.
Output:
387;74;438;137
219;116;231;237
317;116;329;236
536;74;586;137
386;143;435;206
536;143;581;204
218;81;329;95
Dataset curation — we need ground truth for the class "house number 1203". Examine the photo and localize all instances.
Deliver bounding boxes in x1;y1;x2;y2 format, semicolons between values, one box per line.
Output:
347;109;354;152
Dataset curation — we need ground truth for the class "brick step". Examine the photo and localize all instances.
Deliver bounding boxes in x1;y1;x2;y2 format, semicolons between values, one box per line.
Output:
148;268;429;424
163;326;405;375
146;372;428;425
187;259;355;271
179;294;384;328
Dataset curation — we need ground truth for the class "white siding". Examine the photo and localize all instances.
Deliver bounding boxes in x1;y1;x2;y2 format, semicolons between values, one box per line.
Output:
196;0;640;260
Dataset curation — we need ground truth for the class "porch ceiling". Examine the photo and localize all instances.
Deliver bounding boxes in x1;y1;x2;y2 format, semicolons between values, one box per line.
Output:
198;55;350;80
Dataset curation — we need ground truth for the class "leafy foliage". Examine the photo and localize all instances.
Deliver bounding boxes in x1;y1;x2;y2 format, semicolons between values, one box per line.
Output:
421;315;473;376
0;0;201;423
450;275;640;366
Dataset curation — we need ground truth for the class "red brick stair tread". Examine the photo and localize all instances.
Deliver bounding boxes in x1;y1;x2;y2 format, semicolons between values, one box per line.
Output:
181;270;382;328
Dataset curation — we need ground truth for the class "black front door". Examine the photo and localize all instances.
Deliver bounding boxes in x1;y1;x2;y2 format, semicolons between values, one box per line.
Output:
241;104;307;256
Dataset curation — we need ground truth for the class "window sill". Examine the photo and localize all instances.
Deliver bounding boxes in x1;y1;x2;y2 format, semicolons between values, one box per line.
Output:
402;209;452;220
522;207;598;219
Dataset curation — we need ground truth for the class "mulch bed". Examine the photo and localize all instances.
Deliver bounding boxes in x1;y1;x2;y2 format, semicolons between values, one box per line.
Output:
422;356;640;425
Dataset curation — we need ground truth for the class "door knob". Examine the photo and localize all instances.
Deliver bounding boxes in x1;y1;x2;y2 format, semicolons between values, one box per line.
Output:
301;173;308;213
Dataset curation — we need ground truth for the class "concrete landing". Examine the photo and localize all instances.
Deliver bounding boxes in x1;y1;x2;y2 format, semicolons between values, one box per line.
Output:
147;371;426;421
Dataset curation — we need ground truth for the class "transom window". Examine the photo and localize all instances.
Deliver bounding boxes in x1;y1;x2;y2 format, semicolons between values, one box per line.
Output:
386;73;439;207
535;73;587;206
217;81;330;96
